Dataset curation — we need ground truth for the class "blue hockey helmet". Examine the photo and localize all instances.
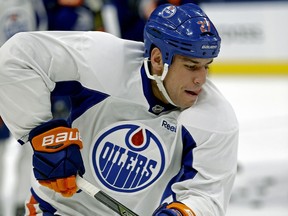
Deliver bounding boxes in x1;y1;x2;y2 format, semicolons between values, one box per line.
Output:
144;3;221;66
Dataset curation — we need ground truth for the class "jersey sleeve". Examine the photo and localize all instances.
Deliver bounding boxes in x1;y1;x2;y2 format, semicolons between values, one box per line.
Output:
0;30;144;144
174;80;239;216
0;31;81;143
177;126;238;216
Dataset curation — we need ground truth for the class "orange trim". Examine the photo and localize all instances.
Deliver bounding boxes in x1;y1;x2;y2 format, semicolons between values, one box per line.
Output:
31;127;83;152
167;202;196;216
168;0;182;5
39;176;77;197
57;0;83;7
26;195;38;216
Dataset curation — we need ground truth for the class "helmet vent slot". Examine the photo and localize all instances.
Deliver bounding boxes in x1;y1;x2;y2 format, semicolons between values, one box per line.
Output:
149;28;162;38
200;32;214;37
180;47;193;52
181;42;192;46
167;41;178;47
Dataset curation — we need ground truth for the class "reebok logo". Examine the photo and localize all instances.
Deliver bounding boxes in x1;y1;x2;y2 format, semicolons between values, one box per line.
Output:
161;120;177;132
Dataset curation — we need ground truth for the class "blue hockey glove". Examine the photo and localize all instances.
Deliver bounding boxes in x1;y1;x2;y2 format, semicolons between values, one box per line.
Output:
29;119;85;197
153;202;195;216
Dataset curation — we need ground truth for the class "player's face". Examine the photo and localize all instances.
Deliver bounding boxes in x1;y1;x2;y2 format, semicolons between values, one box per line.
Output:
164;55;213;109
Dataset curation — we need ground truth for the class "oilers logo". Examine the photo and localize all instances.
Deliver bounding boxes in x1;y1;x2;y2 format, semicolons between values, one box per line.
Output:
161;6;177;19
91;123;166;193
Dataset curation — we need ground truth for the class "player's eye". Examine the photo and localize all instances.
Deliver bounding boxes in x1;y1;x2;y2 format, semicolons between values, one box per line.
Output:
185;64;197;70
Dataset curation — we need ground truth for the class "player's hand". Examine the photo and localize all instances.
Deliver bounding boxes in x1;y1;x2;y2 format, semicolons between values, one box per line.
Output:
39;176;77;197
153;202;196;216
29;119;85;197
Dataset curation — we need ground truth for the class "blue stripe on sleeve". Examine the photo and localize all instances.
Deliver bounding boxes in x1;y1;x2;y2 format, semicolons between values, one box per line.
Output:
160;126;198;203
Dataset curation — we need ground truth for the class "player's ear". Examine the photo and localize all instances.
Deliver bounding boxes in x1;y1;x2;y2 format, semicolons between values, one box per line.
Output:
150;47;163;76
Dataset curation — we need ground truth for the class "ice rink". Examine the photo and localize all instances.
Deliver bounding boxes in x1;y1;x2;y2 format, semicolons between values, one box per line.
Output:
210;75;288;216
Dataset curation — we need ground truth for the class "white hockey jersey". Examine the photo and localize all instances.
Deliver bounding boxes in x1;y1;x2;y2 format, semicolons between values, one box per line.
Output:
0;31;239;216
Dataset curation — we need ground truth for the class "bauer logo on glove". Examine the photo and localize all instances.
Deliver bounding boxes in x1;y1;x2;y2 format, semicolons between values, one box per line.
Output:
32;126;83;152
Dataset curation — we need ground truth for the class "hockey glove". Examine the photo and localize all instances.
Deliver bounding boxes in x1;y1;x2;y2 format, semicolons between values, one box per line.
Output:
153;202;196;216
29;119;85;197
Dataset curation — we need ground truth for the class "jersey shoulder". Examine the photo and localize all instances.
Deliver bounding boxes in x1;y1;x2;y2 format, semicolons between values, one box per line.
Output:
178;78;238;133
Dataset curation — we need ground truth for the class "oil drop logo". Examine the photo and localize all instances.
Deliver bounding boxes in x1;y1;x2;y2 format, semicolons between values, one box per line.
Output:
91;123;165;193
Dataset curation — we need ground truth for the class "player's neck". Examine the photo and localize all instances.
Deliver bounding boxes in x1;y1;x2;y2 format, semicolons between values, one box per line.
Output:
151;80;169;104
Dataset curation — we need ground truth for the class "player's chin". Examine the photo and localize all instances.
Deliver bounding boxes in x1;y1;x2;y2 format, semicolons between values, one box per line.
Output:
177;94;198;108
177;98;197;109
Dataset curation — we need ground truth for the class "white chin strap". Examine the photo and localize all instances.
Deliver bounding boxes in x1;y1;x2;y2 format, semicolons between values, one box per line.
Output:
144;58;177;107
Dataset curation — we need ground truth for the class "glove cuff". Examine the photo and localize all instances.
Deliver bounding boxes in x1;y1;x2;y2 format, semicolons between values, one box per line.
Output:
167;202;196;216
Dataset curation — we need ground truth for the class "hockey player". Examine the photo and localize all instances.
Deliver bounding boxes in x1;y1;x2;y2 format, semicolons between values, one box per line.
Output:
0;3;238;216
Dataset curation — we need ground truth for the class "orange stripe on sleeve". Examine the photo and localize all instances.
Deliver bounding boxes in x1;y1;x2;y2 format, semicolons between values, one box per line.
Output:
26;195;38;216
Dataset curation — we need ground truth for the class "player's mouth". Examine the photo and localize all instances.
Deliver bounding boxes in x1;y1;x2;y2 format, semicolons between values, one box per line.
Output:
185;89;201;96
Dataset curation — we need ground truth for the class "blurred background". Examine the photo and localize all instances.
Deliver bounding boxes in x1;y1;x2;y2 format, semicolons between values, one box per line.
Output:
206;1;288;215
0;0;287;215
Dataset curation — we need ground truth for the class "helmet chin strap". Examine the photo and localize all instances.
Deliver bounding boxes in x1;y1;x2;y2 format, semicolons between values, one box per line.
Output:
144;58;177;107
